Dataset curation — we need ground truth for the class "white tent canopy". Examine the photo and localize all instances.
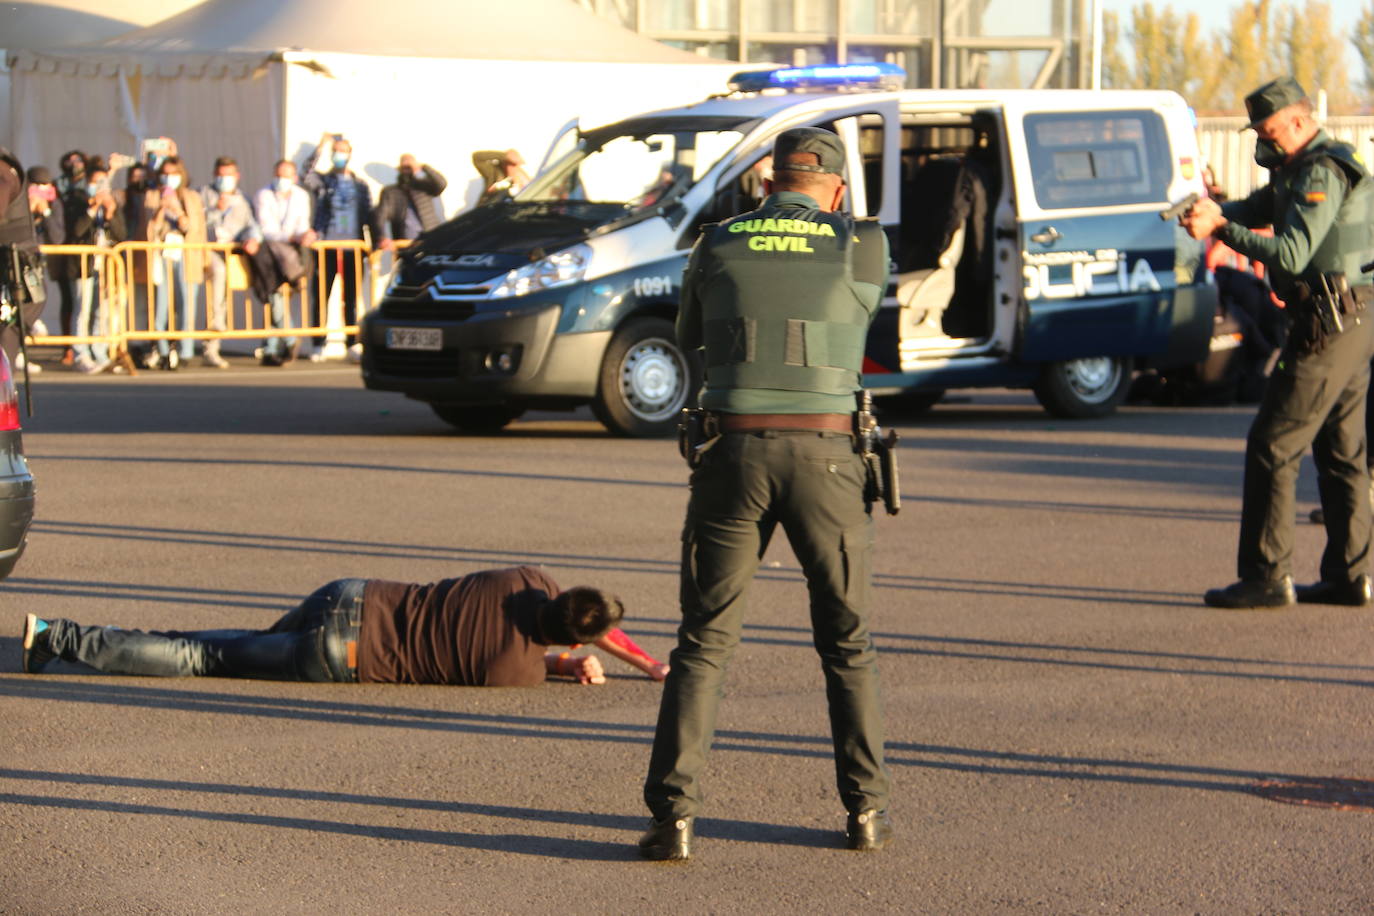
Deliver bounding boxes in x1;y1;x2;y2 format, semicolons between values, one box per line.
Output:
8;0;740;219
94;0;715;64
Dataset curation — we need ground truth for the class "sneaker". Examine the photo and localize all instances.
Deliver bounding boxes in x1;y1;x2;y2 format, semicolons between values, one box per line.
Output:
260;353;284;367
347;342;363;364
202;352;230;369
143;351;162;370
14;353;40;375
73;355;99;374
165;350;180;371
22;613;55;674
61;348;74;367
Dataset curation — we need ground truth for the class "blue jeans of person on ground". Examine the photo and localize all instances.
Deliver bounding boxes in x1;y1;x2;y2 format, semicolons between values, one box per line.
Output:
74;275;109;364
43;579;366;681
153;254;197;360
263;288;298;359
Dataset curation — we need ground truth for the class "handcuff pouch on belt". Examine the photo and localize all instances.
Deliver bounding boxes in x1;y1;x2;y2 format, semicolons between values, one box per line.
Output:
854;390;901;516
678;407;721;469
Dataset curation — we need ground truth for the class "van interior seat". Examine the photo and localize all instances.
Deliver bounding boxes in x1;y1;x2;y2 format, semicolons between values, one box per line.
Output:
895;156;970;336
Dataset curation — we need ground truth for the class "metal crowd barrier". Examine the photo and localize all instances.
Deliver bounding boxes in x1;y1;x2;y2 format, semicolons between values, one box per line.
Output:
30;238;414;367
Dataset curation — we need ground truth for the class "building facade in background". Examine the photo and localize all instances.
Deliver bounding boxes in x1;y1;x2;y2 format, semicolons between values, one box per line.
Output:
577;0;1096;89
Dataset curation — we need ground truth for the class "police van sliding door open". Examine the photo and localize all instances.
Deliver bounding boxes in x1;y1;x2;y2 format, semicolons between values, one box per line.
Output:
889;108;1009;373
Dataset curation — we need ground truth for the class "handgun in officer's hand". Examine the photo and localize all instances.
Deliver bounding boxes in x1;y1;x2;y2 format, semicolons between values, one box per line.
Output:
1159;192;1201;222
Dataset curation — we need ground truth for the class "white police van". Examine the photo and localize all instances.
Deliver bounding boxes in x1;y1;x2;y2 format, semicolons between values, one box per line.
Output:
361;64;1215;436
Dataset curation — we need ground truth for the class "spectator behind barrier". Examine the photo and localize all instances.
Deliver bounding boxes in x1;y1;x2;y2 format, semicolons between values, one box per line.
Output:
375;153;447;249
143;155;206;371
67;158;126;372
199;156;262;370
54;149;88;362
473;149;530;207
253;159;315;366
300;132;372;358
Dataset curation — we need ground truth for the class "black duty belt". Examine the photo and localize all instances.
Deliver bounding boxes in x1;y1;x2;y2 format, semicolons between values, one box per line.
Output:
716;413;852;434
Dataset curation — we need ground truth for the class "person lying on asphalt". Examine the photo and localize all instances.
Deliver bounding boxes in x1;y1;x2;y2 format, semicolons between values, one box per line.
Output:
22;565;668;685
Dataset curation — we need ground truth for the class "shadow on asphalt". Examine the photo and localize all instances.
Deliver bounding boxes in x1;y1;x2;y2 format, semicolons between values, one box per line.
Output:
0;768;836;857
1;687;1367;805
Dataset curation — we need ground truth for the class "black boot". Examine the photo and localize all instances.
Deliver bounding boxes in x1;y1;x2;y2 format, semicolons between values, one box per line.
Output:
1203;576;1295;609
1295;574;1373;606
638;815;692;861
846;809;893;851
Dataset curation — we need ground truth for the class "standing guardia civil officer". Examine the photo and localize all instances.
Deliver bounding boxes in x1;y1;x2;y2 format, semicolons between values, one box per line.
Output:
639;128;892;860
0;148;47;367
1183;77;1374;609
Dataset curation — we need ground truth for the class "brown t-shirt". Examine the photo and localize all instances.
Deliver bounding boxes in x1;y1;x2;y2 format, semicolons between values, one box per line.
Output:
356;566;557;685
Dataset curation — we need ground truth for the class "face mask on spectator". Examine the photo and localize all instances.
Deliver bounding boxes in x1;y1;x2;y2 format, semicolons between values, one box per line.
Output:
29;184;57;203
163;173;183;190
214;175;238;193
275;176;295;193
332;152;350;170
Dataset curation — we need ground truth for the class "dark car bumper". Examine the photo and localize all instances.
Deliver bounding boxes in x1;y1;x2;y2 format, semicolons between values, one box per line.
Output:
0;431;35;580
359;297;611;406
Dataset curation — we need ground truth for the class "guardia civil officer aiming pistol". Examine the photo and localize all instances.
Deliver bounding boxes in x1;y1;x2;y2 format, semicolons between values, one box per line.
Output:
1159;192;1201;222
855;391;901;516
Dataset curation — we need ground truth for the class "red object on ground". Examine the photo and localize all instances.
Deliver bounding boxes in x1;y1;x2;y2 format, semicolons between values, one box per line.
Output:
605;627;660;666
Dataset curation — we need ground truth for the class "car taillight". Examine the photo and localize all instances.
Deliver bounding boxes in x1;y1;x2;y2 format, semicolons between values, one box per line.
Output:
0;351;21;431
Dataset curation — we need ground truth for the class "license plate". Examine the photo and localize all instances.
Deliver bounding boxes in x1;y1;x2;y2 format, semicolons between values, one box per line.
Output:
386;327;442;351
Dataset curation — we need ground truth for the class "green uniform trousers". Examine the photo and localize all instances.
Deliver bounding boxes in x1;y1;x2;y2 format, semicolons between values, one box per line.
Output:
1239;312;1374;581
644;429;891;819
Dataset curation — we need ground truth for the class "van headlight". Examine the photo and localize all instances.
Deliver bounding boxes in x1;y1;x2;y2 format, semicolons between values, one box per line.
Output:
489;244;592;299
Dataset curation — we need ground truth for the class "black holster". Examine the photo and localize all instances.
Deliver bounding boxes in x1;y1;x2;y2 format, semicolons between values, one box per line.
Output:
853;391;901;516
678;408;720;469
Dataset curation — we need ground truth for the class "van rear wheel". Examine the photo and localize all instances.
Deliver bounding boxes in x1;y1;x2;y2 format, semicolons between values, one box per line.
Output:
592;317;694;438
430;403;525;433
1033;356;1130;418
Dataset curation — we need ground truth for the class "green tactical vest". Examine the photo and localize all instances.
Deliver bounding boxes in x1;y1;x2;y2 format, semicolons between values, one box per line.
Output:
695;196;886;409
1282;138;1374;285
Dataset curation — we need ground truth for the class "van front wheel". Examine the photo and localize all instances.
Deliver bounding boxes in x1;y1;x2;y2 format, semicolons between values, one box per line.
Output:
1033;356;1130;418
592;318;694;438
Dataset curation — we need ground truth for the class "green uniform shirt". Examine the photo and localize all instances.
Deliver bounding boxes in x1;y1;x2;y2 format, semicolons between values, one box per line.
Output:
676;190;889;414
1217;130;1371;294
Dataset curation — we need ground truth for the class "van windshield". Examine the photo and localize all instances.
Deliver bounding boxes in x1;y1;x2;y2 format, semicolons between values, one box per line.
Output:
519;117;752;215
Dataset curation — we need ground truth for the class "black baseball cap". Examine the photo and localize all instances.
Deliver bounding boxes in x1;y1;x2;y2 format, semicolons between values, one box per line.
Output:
25;165;52;185
1242;76;1309;130
772;127;845;176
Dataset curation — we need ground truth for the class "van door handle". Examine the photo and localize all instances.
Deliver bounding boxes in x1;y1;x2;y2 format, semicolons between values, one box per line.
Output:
1029;226;1062;246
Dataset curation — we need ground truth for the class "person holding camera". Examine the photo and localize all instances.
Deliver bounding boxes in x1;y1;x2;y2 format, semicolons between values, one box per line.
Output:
300;132;372;356
142;156;206;370
66;158;126;372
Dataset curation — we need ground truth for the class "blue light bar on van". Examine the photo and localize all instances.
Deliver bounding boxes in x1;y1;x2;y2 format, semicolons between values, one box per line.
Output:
728;62;906;94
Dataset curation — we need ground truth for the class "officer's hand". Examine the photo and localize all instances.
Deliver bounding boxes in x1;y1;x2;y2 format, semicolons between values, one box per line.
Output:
647;662;670;682
1181;196;1225;240
571;655;605;685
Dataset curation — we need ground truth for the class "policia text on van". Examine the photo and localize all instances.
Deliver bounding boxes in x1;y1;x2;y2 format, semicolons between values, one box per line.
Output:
360;63;1215;436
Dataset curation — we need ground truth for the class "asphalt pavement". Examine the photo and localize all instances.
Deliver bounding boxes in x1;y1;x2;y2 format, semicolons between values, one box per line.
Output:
2;357;1371;914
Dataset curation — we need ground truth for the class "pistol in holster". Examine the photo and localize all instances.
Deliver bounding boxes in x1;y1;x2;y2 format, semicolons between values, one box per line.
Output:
678;407;721;470
853;390;901;516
